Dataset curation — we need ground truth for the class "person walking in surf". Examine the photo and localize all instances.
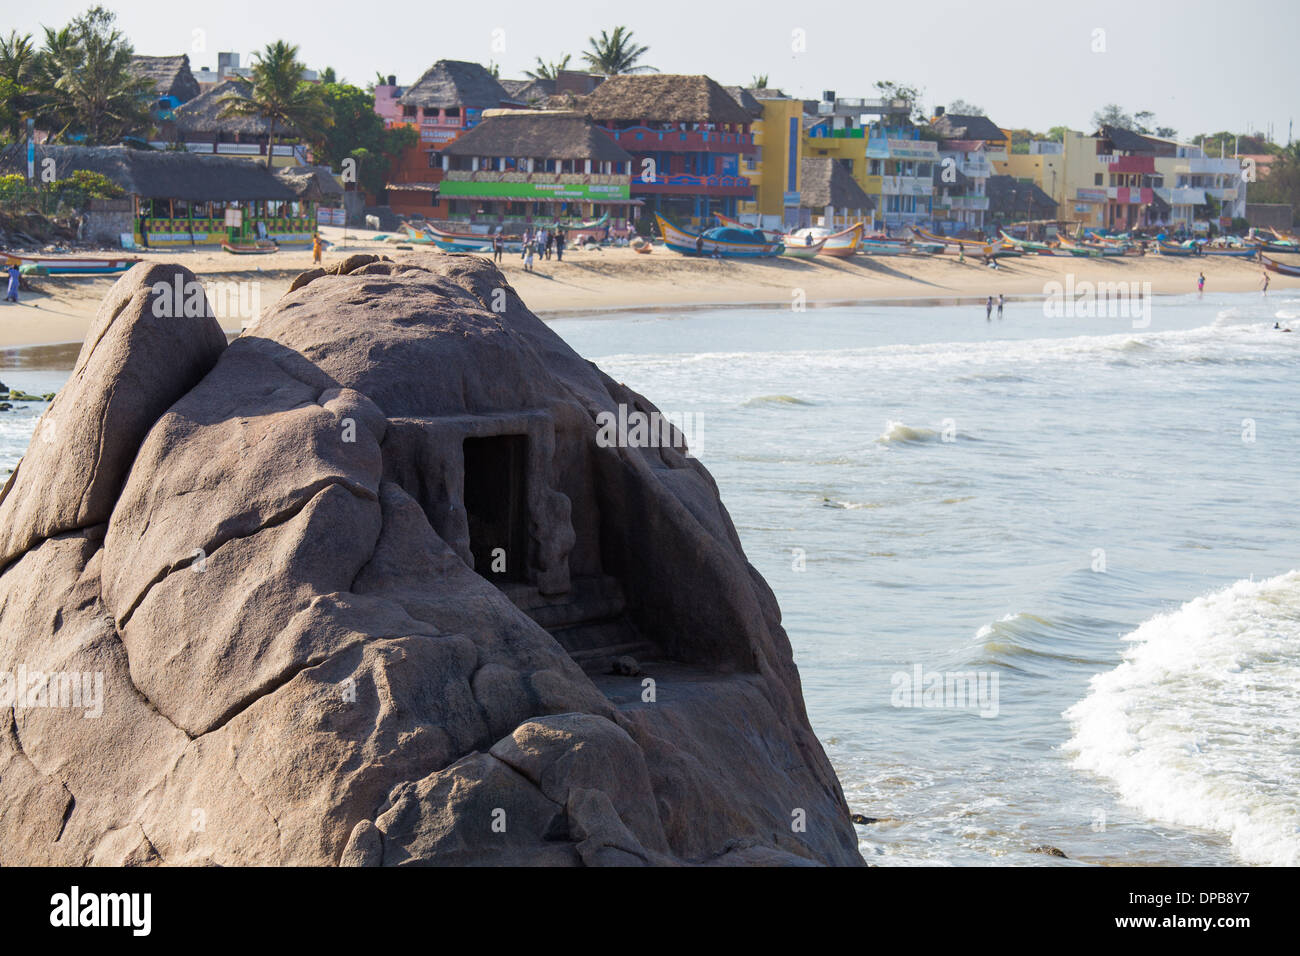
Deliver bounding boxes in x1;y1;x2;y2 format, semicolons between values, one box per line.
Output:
1197;272;1205;296
997;293;1004;318
986;295;993;321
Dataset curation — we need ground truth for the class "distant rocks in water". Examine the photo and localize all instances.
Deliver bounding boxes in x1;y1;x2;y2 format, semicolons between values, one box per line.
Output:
1030;845;1069;858
850;813;879;825
0;253;861;866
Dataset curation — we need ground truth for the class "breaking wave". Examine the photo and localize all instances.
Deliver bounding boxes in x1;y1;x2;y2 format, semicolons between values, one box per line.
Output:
1064;571;1300;866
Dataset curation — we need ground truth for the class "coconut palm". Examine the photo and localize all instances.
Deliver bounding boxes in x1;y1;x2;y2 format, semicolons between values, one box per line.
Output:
36;9;152;144
582;27;654;75
0;31;40;140
525;54;571;81
751;74;769;90
219;40;330;168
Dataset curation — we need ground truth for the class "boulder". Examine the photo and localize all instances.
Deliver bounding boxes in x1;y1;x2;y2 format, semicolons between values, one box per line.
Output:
0;251;861;866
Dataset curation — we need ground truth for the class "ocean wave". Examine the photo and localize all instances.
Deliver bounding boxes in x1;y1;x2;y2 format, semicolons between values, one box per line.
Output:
1063;571;1300;866
876;420;942;444
742;394;814;407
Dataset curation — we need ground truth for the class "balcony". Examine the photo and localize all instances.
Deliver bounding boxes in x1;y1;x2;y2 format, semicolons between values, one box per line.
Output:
935;194;989;211
1204;186;1238;201
606;126;756;154
880;175;932;196
1107;186;1155;204
960;159;993;178
632;172;753;197
1109;155;1156;173
444;170;628;187
1188;157;1241;175
1155;186;1207;206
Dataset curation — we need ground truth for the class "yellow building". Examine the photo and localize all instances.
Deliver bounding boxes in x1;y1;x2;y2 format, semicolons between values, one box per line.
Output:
731;88;805;229
994;149;1066;204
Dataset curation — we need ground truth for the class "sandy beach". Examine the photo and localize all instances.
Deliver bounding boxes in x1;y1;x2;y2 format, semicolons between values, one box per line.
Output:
3;225;1297;348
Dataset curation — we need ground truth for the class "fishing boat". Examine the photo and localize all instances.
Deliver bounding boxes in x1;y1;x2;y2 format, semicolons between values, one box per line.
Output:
784;223;863;258
714;212;784;242
2;251;140;275
1198;242;1258;258
655;214;783;257
780;234;828;259
221;240;279;255
1153;240;1196;257
1055;235;1114;258
1261;253;1300;277
857;237;912;255
910;226;994;253
999;231;1055;254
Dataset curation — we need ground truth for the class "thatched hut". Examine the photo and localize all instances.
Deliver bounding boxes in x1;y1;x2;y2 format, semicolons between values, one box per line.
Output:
798;157;875;227
0;144;312;247
436;110;636;227
129;54;201;115
171;79;304;165
576;75;756;225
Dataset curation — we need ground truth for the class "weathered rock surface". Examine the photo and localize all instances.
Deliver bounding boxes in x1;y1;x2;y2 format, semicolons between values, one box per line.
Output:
0;252;862;866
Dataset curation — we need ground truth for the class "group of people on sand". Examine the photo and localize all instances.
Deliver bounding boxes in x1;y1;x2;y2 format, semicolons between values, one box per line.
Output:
517;227;566;271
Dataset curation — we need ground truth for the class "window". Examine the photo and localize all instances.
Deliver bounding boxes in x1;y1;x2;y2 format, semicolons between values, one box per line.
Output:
427;151;440;168
1095;173;1104;186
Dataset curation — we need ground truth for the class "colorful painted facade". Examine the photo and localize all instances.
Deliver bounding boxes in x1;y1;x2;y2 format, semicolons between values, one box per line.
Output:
734;89;805;230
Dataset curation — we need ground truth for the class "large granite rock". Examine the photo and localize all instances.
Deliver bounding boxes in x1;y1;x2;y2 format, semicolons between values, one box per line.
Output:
0;253;861;866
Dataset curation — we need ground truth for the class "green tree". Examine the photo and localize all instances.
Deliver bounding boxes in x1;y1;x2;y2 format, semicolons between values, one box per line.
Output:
525;54;571;80
37;8;153;144
1249;141;1300;220
1046;126;1070;143
751;73;769;89
946;98;984;116
873;80;924;124
582;27;654;75
0;31;40;141
219;40;330;168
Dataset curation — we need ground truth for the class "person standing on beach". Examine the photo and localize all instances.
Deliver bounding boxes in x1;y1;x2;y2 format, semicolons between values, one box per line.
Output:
997;293;1004;318
5;263;19;303
312;232;323;265
524;242;534;272
985;295;993;321
555;230;565;262
521;228;531;260
695;233;705;256
492;233;504;264
1197;272;1205;296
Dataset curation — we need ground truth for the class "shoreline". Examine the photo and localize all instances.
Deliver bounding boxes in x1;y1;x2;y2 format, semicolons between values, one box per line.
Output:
3;227;1296;353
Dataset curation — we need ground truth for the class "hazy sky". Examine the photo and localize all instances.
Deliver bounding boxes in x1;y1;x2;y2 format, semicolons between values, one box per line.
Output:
8;0;1296;142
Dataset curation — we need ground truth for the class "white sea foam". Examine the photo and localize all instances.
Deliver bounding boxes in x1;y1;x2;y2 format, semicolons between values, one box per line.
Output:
1064;571;1300;865
876;420;940;444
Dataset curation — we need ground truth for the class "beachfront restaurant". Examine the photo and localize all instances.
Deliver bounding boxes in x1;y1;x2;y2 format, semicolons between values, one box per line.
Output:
436;111;640;229
9;145;312;247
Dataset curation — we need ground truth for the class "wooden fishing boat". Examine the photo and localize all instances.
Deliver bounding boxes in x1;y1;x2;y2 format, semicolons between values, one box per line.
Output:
1154;240;1196;257
3;251;140;274
780;234;828;259
220;241;278;255
656;214;783;257
1199;244;1258;258
1055;236;1113;258
911;226;993;253
858;237;912;255
714;212;784;242
999;231;1055;254
1261;253;1300;277
784;223;862;258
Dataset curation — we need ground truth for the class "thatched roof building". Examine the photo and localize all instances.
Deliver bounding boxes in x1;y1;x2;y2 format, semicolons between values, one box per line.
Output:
725;87;764;120
399;60;518;110
173;79;293;137
930;111;1006;143
986;175;1058;220
799;158;875;212
581;74;752;125
130;54;201;104
0;144;296;201
441;112;631;163
499;78;555;105
275;164;344;201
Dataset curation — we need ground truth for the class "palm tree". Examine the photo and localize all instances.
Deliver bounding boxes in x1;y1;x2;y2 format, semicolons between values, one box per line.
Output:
582;27;654;75
525;54;571;81
219;40;330;168
0;31;39;140
37;9;152;144
751;74;769;90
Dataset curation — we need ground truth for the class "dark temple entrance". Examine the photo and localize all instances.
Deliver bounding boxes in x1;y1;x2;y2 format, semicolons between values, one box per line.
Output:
463;435;528;582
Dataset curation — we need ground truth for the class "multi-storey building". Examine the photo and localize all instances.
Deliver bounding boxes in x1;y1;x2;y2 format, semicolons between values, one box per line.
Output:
374;61;523;220
731;87;805;230
436;110;635;228
928;110;1009;234
580;74;756;226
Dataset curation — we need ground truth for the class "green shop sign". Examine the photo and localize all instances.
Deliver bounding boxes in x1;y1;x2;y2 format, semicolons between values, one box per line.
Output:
439;180;630;201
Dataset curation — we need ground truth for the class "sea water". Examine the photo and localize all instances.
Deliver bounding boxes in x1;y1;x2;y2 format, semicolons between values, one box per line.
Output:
3;292;1297;866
